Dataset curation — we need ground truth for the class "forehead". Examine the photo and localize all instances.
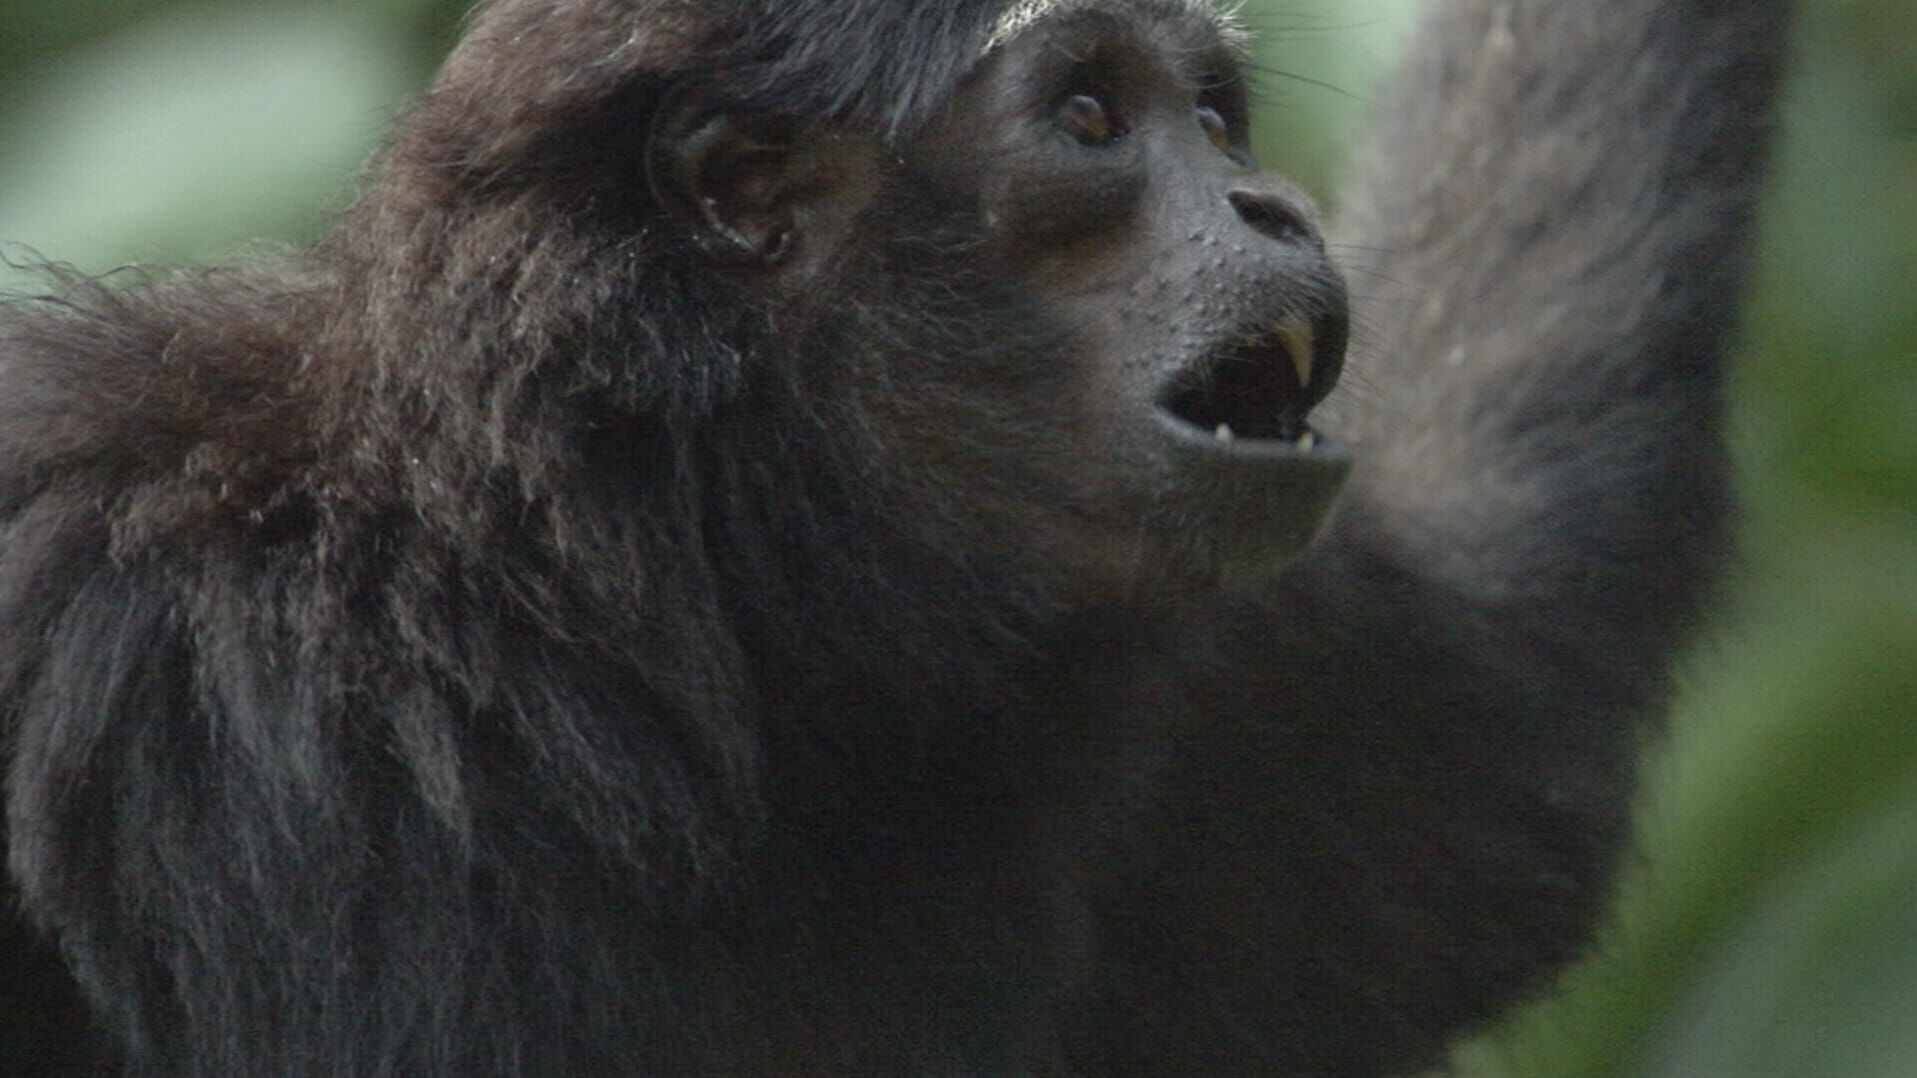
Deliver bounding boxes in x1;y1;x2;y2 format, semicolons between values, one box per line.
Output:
986;0;1248;54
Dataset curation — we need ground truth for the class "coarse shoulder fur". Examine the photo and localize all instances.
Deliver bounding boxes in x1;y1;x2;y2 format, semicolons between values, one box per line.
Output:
1;0;1791;1075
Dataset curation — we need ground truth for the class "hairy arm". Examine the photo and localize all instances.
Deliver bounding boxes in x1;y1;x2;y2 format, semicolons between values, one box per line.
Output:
1297;0;1795;803
1327;0;1791;644
1112;3;1793;1072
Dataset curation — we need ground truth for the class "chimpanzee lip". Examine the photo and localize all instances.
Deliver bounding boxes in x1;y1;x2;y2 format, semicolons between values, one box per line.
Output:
1151;408;1345;463
1141;310;1351;579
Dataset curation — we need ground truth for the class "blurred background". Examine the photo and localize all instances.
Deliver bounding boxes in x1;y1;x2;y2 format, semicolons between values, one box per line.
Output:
2;1;1911;1073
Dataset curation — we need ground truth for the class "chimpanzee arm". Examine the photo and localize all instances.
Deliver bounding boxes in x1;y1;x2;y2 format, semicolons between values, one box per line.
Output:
1101;4;1793;1072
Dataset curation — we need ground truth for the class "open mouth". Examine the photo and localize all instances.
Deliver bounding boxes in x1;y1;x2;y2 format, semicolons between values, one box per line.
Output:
1142;307;1352;580
1154;311;1343;452
1134;303;1349;579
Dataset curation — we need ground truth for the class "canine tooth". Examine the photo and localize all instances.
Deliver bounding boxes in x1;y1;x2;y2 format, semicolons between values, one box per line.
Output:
1279;316;1316;389
1214;424;1235;443
1299;431;1317;451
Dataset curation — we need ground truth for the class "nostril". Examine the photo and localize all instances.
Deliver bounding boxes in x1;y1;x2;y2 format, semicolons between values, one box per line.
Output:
1228;189;1307;244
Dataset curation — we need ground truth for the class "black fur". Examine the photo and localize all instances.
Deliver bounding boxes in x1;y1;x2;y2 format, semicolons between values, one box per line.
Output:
1;0;1790;1074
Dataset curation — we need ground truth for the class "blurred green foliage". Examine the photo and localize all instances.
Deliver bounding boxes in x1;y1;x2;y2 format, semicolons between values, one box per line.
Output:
1;2;1912;1074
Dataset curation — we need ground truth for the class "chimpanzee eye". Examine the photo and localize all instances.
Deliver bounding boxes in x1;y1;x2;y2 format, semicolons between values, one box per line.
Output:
1058;93;1122;146
1196;105;1231;154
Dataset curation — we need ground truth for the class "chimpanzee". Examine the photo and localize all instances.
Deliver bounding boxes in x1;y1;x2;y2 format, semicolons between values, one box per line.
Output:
0;0;1791;1073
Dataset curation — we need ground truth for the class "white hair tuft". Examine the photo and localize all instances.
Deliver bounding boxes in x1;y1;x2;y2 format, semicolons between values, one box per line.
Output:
985;0;1249;55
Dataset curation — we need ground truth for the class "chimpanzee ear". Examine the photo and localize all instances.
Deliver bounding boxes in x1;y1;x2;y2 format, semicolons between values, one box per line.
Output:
647;93;802;266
